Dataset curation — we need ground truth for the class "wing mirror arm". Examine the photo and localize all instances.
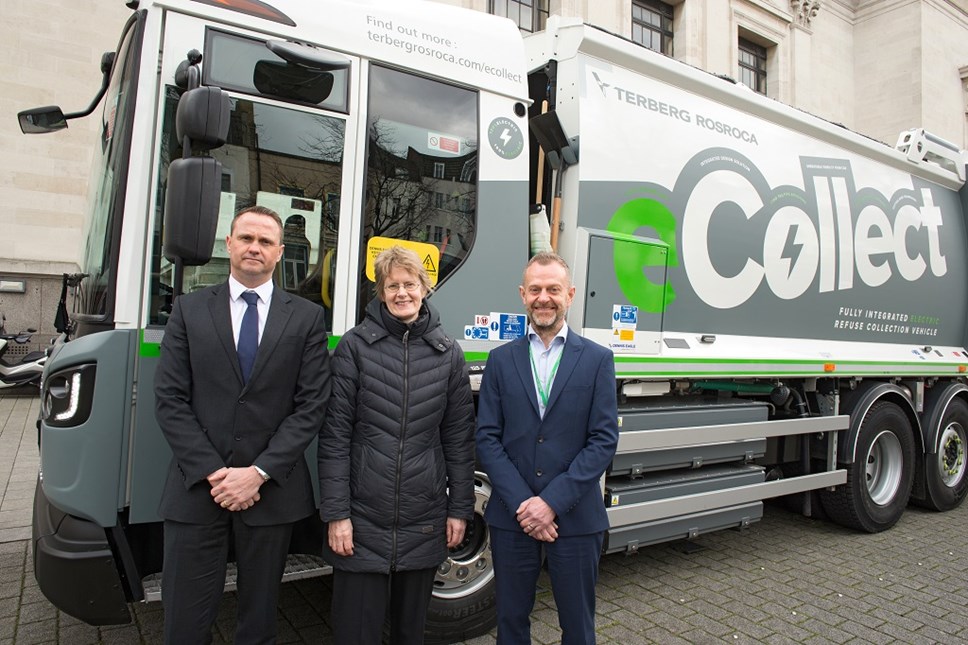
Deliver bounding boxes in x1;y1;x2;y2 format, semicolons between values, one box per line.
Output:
17;51;115;133
63;51;116;120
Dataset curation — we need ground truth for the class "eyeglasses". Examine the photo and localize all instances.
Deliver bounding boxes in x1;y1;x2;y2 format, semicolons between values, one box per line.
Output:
384;282;420;294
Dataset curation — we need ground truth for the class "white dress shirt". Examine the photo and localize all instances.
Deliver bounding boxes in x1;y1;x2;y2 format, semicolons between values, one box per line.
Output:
228;275;273;347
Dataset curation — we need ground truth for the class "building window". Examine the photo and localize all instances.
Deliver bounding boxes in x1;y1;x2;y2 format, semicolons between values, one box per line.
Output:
433;162;445;179
738;38;767;94
489;0;549;34
632;0;673;56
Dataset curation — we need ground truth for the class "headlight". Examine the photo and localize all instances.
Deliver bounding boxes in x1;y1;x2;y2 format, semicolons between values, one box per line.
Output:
42;364;96;427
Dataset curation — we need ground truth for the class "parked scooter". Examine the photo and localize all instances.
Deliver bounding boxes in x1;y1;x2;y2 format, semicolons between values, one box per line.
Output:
0;312;46;389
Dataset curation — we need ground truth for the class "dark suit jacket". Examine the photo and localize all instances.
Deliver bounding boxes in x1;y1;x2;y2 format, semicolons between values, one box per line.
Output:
155;281;330;527
475;328;618;536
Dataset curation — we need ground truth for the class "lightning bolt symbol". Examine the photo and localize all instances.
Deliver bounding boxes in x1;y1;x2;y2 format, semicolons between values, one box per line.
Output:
499;128;511;147
780;224;804;279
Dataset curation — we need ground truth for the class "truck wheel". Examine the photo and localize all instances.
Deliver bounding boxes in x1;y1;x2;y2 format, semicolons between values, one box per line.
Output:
918;398;968;511
424;472;496;644
820;401;914;533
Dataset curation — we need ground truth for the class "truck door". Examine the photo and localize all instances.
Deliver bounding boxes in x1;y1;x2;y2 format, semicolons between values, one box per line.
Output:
132;14;359;524
575;229;668;355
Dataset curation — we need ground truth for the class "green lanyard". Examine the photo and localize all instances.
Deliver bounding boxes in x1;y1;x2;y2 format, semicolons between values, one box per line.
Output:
529;344;563;409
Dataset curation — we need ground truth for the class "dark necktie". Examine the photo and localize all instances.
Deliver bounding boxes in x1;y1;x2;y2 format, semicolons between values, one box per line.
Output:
238;291;259;384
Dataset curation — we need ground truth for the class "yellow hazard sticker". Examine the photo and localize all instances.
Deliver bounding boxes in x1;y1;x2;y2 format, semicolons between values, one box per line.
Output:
365;237;440;285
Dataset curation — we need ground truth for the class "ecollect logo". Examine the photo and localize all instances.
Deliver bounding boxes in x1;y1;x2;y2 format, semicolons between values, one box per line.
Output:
607;148;948;312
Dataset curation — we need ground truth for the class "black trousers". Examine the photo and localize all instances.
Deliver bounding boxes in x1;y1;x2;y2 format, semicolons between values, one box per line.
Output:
162;515;293;645
331;567;437;645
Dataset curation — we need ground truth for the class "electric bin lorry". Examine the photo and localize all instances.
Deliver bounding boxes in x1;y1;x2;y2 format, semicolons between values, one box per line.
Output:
18;0;968;640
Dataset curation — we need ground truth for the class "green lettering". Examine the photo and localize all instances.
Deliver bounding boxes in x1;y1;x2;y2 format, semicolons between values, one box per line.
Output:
607;198;678;313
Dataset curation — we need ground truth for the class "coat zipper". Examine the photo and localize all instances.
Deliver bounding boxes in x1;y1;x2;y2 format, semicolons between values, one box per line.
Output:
391;329;410;570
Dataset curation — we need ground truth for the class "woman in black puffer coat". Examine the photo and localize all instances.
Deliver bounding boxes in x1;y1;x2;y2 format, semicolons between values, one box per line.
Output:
318;246;475;645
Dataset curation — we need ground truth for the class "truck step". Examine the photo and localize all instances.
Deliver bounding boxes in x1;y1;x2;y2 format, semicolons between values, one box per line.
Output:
142;554;331;602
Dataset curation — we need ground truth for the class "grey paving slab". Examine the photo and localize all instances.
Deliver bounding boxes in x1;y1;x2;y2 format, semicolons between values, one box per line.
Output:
3;392;968;643
0;395;39;547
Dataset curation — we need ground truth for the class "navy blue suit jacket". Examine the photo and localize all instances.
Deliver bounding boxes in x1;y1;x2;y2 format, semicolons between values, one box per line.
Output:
475;328;618;536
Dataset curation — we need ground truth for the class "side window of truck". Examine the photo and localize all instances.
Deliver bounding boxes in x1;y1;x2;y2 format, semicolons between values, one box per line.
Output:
357;65;478;320
78;19;141;319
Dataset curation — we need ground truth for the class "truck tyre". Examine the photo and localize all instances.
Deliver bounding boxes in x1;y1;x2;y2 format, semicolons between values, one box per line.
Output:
917;398;968;512
424;472;497;644
820;401;914;533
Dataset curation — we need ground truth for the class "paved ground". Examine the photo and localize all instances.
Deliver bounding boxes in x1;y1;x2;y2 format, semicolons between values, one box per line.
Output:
3;392;968;644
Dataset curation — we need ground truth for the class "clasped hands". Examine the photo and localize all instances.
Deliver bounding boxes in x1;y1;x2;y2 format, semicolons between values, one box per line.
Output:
208;466;264;511
516;496;558;542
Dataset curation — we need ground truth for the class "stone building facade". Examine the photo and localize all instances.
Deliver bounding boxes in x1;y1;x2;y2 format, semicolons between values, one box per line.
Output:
1;0;966;343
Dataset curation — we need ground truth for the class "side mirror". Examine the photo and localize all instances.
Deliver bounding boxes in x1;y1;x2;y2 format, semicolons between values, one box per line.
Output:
18;51;115;135
163;157;222;266
18;106;68;134
254;61;334;104
175;86;230;150
163;84;230;268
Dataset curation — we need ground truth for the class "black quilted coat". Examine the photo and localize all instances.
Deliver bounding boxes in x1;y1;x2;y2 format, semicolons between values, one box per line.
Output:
318;298;475;573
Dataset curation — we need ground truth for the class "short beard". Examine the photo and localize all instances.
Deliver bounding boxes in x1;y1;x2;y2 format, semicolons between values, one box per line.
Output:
528;309;565;334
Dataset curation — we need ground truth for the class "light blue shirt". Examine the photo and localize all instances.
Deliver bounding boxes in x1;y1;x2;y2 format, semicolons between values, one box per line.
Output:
527;324;568;419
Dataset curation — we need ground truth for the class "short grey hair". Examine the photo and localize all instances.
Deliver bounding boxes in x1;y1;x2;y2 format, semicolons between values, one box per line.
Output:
374;246;433;299
523;252;571;285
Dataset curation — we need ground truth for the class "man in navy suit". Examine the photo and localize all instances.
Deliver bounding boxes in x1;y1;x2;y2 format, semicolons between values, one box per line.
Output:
155;205;330;644
476;252;619;644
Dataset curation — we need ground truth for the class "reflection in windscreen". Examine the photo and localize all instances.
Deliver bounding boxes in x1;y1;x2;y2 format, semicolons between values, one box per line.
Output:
359;65;478;319
150;90;345;329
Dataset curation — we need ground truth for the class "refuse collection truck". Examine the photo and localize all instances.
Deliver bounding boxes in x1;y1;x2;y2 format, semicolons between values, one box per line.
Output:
18;0;968;640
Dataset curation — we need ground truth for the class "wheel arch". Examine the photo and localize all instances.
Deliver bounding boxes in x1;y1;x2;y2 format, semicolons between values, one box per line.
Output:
911;381;968;509
920;382;968;456
839;381;922;464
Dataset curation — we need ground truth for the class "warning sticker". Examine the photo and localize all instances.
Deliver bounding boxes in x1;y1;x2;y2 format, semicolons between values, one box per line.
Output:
365;237;440;285
491;313;527;340
612;305;638;330
428;132;463;155
464;325;491;340
464;312;528;341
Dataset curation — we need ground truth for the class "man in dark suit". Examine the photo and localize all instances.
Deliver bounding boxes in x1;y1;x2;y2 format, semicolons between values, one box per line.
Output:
155;205;330;644
476;252;619;645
